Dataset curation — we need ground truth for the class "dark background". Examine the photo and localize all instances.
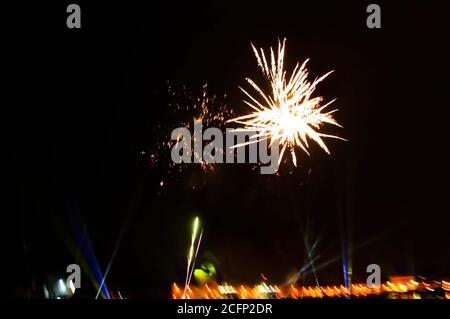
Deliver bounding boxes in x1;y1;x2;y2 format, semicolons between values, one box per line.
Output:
8;1;450;298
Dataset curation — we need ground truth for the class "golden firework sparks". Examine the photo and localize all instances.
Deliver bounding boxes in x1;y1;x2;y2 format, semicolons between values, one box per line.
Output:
228;38;345;166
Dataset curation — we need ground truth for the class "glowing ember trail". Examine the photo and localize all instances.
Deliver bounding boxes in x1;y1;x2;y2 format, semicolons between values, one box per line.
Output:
183;217;202;298
228;38;345;166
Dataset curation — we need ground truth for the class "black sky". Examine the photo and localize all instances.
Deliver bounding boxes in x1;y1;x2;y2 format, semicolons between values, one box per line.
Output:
9;1;450;298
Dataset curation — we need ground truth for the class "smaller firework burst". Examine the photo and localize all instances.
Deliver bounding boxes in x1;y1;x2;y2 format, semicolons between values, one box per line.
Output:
140;83;233;189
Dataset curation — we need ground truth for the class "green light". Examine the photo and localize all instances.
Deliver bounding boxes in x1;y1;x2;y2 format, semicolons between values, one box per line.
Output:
192;217;200;240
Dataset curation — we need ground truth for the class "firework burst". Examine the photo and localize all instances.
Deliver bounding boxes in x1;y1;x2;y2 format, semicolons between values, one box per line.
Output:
141;83;233;190
228;39;345;166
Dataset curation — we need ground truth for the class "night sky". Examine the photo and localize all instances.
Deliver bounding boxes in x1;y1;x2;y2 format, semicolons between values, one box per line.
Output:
10;1;449;298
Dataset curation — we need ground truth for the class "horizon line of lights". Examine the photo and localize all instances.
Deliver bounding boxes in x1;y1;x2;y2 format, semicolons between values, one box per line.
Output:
172;279;450;299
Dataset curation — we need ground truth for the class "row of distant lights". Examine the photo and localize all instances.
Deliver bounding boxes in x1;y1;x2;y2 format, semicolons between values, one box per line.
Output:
218;282;278;295
173;279;450;299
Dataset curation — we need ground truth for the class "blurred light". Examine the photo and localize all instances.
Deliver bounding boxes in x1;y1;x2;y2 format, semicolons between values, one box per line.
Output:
43;285;50;299
218;283;236;295
58;279;67;294
69;279;76;294
171;278;448;299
